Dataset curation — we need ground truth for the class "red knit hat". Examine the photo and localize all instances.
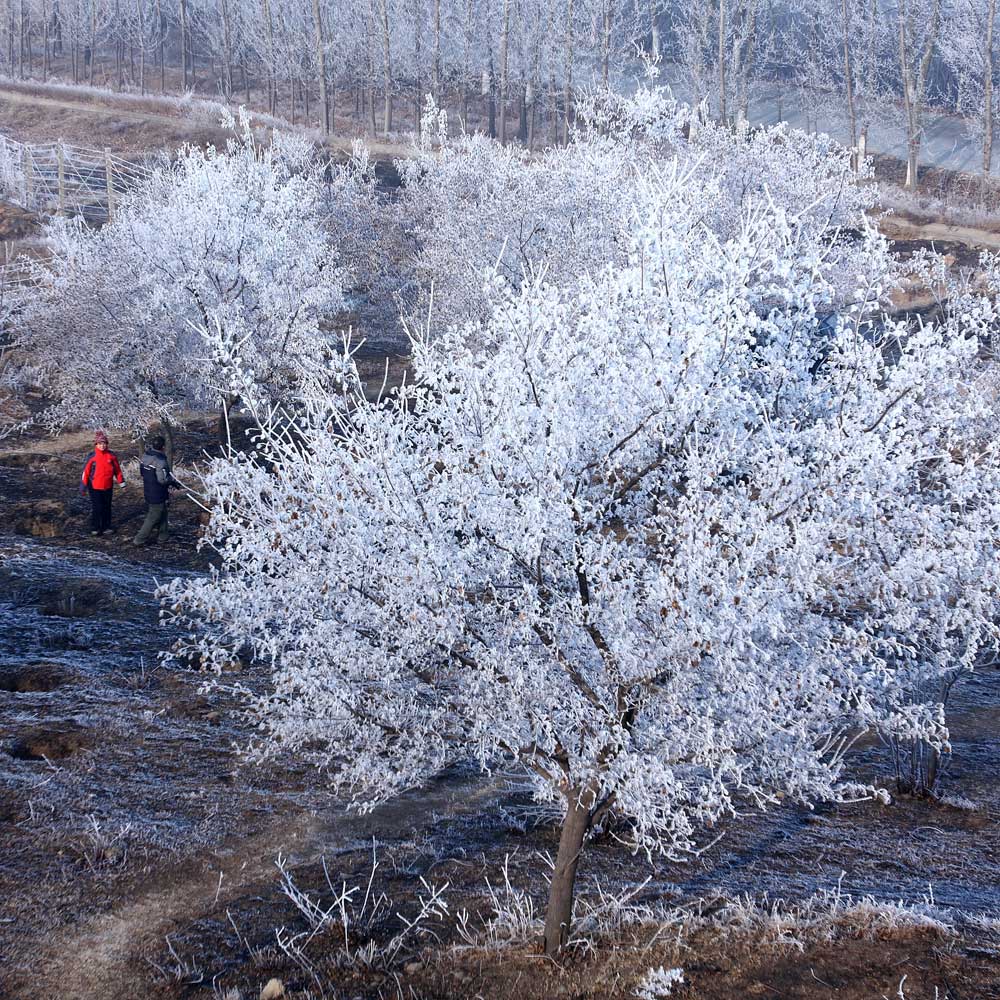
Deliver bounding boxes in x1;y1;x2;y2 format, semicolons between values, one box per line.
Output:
94;430;109;446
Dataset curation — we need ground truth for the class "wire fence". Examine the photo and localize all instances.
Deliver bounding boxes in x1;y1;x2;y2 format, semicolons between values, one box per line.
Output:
0;133;155;288
0;133;153;225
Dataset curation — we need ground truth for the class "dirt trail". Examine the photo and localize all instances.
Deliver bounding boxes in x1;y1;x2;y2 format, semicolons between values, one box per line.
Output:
0;82;412;161
29;815;322;1000
0;86;194;127
27;777;496;1000
879;214;1000;252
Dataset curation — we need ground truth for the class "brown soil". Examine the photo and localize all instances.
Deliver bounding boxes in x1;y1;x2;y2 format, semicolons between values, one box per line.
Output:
0;84;229;155
0;662;71;692
7;723;94;760
0;200;39;242
879;213;1000;253
0;80;418;162
411;929;1000;1000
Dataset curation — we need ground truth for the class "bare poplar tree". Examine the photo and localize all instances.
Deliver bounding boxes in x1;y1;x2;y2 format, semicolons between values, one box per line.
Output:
896;0;942;189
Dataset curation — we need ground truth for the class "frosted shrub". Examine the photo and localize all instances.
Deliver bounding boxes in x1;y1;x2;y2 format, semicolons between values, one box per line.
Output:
13;109;369;434
396;87;875;334
455;855;541;950
712;885;956;950
635;967;685;999
275;850;449;976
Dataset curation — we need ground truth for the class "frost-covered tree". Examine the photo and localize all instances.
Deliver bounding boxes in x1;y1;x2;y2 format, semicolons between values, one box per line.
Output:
896;0;945;188
165;120;1000;953
394;90;874;331
13;111;372;443
789;0;895;169
670;0;773;126
940;0;1000;175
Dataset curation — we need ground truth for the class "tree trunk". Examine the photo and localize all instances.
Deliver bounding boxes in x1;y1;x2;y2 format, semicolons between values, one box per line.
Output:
985;0;997;175
261;0;276;114
527;80;536;149
840;0;858;168
161;415;175;465
88;0;96;85
718;0;727;125
413;0;421;133
42;0;49;78
498;0;510;143
898;0;941;190
189;18;197;88
601;1;612;88
365;24;378;135
549;66;558;146
898;1;917;188
542;791;591;956
155;0;164;92
433;0;440;100
220;0;233;99
486;57;496;138
375;0;392;134
563;0;573;144
179;0;189;88
312;0;329;133
136;0;145;94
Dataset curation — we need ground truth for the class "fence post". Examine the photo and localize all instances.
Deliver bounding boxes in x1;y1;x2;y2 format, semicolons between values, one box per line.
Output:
21;146;33;208
56;143;66;216
104;147;115;223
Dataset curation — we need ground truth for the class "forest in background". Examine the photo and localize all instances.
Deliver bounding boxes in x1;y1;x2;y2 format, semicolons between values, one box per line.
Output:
0;0;999;187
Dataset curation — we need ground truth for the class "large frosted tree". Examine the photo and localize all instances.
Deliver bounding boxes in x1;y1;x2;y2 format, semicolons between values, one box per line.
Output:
165;109;1000;954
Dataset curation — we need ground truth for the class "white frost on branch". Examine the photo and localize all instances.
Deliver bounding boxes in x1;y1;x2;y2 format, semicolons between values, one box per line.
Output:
394;86;877;334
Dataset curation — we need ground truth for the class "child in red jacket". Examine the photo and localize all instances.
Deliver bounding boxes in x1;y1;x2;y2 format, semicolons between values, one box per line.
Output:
81;430;125;536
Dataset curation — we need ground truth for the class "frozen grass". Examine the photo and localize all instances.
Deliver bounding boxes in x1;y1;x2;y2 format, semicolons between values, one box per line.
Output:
710;882;956;950
454;854;540;950
0;74;416;155
66;813;134;874
273;845;449;989
146;934;204;987
0;73;235;124
935;792;982;812
452;864;963;958
878;175;1000;235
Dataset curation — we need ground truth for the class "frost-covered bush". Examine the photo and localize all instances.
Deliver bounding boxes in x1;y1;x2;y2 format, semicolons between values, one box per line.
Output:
394;124;637;330
14;110;372;434
165;143;1000;956
395;88;875;331
635;967;685;1000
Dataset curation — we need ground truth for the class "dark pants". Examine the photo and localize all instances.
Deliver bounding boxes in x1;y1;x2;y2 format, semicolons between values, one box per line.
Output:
89;487;113;532
133;502;169;544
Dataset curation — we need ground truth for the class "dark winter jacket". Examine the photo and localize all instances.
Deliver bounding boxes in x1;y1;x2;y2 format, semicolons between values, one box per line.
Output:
82;449;124;491
139;448;179;504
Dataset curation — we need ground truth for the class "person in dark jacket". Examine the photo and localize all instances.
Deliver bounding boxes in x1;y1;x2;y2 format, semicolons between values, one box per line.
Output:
132;435;181;546
81;430;125;536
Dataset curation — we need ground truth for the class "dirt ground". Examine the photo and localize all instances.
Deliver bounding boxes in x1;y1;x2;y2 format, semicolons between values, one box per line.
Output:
0;79;419;162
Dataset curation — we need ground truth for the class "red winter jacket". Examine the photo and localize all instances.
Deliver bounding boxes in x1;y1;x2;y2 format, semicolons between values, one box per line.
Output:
82;449;124;491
